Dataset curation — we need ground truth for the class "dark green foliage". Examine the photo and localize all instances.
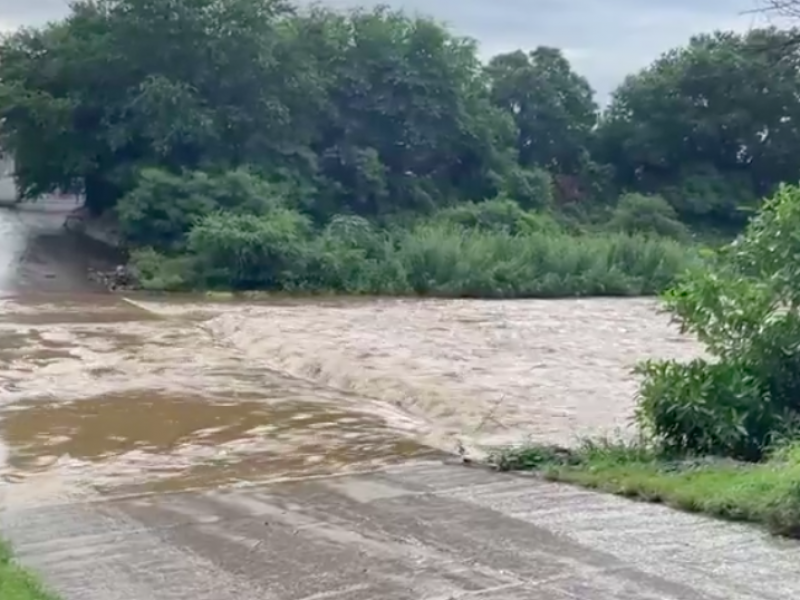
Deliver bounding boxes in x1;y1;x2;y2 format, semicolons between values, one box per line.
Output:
636;359;779;461
432;197;561;235
657;166;758;225
499;166;554;209
188;210;312;289
486;47;597;174
117;168;281;250
598;28;800;225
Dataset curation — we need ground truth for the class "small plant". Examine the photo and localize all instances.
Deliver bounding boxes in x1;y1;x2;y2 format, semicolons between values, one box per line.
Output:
489;444;578;471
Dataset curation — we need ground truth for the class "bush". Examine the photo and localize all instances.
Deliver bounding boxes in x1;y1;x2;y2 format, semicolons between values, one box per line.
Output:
187;209;312;289
636;184;800;461
117;168;281;250
609;193;689;240
635;359;780;461
500;166;554;210
297;216;407;294
129;247;192;291
433;197;561;235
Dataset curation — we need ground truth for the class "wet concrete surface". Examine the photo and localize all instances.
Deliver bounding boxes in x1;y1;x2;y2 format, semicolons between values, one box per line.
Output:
1;206;799;598
3;462;799;600
0;200;119;293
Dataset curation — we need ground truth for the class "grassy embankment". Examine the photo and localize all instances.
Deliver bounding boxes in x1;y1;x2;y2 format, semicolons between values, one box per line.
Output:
0;540;57;600
491;441;800;537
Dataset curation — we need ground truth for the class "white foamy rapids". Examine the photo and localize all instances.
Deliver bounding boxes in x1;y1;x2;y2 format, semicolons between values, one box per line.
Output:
137;297;702;455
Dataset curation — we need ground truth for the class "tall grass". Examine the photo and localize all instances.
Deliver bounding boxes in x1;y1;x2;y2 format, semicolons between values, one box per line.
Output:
135;216;698;297
392;223;693;297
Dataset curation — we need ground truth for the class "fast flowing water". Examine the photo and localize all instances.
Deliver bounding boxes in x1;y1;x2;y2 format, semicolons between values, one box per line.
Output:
0;206;702;507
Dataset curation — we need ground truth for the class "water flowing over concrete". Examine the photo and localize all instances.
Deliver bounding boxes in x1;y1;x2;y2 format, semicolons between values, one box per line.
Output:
0;207;796;600
0;291;701;501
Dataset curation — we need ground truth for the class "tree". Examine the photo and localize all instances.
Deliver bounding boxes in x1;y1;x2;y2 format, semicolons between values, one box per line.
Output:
486;47;597;175
0;0;519;220
288;6;517;219
0;0;316;214
597;28;800;224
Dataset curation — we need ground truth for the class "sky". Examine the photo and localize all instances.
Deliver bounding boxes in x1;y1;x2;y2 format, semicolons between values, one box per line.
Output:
0;0;783;100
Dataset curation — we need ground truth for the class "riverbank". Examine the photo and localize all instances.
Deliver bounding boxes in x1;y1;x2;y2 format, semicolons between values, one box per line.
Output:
0;540;57;600
492;441;800;537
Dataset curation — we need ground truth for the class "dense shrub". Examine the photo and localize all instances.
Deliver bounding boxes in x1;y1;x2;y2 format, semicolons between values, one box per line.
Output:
658;165;759;225
635;359;780;461
500;167;554;210
129;247;192;291
117;168;281;250
187;210;312;289
432;197;561;235
609;193;689;240
636;184;800;461
298;216;406;294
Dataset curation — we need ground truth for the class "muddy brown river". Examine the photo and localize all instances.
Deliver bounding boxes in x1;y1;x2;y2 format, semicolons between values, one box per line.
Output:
0;206;702;508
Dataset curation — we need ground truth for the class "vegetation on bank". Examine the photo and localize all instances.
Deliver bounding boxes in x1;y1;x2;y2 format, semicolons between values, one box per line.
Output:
492;441;800;537
1;0;799;294
0;540;57;600
128;190;696;295
493;184;800;537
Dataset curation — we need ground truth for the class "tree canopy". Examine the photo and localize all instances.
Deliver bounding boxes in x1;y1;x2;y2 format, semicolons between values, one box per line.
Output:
598;28;800;226
1;0;799;244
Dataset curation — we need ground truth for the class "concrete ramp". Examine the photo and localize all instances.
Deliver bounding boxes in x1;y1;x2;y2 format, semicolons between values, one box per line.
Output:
0;203;119;293
2;461;797;599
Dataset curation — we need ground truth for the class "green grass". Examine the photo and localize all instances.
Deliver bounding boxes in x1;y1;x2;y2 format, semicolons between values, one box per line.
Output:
0;540;58;600
490;441;800;537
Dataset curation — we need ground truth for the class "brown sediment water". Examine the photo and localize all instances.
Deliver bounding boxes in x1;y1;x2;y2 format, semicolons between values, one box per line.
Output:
0;390;432;496
0;206;703;507
0;294;433;504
